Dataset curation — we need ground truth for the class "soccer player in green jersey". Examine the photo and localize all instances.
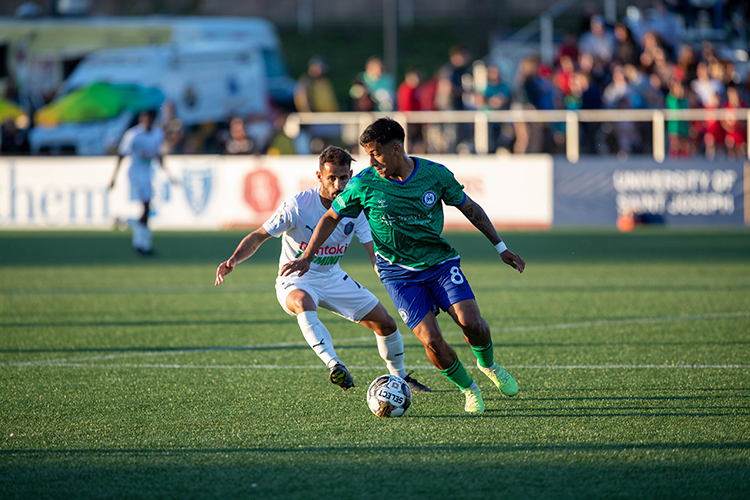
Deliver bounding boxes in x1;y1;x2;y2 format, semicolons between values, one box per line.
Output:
281;117;525;413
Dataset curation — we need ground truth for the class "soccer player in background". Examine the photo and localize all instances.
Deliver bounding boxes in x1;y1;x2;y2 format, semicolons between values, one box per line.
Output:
215;145;430;394
109;110;174;255
281;118;525;413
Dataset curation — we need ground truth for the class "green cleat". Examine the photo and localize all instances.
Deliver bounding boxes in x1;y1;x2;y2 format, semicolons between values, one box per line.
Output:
477;361;518;396
462;383;485;413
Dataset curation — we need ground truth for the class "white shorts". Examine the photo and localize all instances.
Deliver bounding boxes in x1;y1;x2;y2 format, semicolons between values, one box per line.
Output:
275;267;379;323
129;166;153;202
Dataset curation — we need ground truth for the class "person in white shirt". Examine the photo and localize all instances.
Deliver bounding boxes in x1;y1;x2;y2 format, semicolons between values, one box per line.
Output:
215;146;430;394
110;111;173;255
691;61;725;107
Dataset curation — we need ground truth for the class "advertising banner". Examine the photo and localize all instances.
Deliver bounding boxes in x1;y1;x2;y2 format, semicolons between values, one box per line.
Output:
554;158;747;227
432;155;553;229
0;155;553;230
0;157;113;228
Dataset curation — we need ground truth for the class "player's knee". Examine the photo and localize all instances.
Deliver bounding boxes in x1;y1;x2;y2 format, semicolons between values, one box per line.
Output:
421;335;448;356
370;314;397;336
286;293;315;315
379;316;398;336
460;315;488;336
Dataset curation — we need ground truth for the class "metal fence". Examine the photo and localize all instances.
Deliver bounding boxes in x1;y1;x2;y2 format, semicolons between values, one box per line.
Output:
285;108;750;163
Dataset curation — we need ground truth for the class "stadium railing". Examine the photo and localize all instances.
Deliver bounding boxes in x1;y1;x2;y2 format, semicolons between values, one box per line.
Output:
286;108;750;162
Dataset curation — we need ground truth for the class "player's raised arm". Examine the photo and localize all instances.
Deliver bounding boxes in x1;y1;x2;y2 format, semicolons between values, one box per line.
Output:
457;195;525;273
215;227;273;286
280;208;343;277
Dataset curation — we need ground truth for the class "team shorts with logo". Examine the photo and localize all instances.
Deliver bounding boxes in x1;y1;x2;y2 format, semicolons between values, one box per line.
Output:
377;256;475;330
275;267;379;322
129;166;153;202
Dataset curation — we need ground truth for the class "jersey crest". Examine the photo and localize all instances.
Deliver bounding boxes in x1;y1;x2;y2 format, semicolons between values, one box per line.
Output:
398;308;410;323
422;190;437;207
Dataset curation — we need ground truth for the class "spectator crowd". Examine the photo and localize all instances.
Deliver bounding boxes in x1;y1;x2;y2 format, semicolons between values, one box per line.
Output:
1;0;749;159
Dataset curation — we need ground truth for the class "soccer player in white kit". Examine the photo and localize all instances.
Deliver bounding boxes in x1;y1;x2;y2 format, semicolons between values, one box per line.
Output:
215;146;430;393
109;111;172;255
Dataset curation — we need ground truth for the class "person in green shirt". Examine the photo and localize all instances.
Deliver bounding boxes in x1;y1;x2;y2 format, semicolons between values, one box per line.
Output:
666;80;690;158
281;117;526;413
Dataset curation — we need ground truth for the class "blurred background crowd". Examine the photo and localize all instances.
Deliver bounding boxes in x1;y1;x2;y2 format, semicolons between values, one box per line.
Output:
1;0;749;159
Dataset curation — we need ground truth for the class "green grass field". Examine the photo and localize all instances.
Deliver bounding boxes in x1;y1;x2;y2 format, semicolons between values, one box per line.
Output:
1;229;749;499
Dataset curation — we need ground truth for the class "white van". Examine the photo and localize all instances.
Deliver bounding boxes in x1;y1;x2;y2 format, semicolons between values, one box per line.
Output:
1;16;295;105
23;18;295;155
29;40;271;155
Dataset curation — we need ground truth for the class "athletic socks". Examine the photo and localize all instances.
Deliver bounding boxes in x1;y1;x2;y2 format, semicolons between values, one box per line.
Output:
131;222;152;252
439;357;474;391
141;223;152;252
131;222;142;250
375;330;407;378
298;313;409;377
297;311;339;368
471;341;495;369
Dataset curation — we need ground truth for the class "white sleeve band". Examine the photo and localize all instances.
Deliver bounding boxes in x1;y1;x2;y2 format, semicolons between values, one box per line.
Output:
494;241;508;254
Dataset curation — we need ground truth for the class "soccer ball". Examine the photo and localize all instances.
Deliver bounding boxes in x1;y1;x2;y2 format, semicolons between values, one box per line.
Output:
366;374;412;418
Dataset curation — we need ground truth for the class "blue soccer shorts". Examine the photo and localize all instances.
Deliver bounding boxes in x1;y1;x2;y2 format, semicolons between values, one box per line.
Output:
377;256;475;330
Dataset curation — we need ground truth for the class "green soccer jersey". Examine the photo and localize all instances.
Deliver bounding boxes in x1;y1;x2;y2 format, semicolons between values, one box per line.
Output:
332;157;466;269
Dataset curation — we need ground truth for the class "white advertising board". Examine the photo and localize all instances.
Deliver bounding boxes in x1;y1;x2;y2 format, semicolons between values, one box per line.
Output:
0;155;554;230
428;155;553;229
0;157;113;228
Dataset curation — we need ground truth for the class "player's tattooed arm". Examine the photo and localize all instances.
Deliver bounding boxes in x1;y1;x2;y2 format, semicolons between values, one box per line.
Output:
458;195;525;273
457;195;501;246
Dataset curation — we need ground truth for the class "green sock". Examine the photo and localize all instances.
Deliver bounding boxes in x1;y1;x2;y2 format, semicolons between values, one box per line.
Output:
439;357;474;390
471;341;495;369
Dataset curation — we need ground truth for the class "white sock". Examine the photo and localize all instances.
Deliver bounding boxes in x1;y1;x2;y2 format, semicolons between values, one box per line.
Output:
131;222;143;249
297;311;339;368
141;223;152;252
375;329;407;378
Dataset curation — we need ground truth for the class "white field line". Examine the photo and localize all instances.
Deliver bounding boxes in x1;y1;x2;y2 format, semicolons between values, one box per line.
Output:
20;363;750;370
2;311;748;369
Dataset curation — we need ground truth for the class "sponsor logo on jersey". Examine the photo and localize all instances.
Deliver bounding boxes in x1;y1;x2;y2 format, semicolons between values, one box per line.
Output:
344;221;354;235
422;190;437;207
298;241;349;255
295;241;349;265
381;214;395;226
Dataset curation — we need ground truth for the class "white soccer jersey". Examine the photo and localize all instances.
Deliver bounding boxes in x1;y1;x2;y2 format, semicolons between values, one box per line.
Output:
263;187;372;277
119;124;165;171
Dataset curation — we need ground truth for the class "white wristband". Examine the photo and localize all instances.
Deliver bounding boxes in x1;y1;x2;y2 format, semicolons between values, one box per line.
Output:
494;241;507;254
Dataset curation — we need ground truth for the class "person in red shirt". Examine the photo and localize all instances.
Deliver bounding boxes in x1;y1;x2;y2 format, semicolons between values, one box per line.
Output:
701;91;724;160
722;85;746;160
554;55;576;97
397;69;423;112
396;69;428;152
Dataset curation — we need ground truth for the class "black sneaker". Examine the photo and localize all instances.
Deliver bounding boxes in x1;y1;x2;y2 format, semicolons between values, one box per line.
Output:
404;374;432;393
329;363;355;391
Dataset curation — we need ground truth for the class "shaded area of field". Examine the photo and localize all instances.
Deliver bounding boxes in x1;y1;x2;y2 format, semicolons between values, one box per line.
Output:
2;229;750;266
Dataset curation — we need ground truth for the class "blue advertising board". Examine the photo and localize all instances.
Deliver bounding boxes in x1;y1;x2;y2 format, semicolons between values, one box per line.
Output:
553;158;747;227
